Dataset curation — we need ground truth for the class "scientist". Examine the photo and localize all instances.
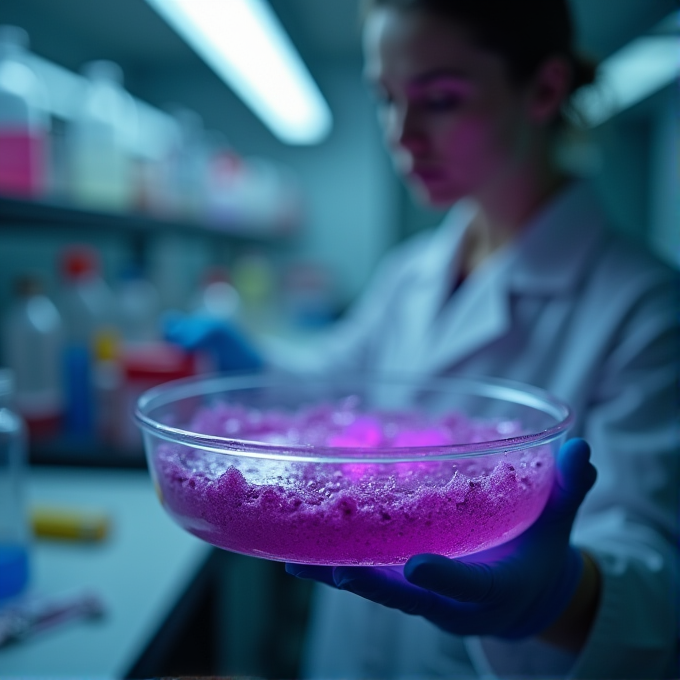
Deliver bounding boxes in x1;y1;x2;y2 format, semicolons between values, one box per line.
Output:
165;0;680;677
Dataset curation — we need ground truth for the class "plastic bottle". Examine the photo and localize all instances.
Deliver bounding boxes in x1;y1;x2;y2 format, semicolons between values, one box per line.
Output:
166;107;208;220
231;252;278;334
2;275;64;439
204;132;248;227
93;330;122;447
116;265;161;345
59;246;117;438
118;343;196;452
0;368;30;604
67;60;136;211
0;25;49;198
283;261;336;330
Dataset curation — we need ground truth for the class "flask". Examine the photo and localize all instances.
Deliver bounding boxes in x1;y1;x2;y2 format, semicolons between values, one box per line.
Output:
0;368;30;604
2;275;63;439
67;60;136;211
0;25;49;198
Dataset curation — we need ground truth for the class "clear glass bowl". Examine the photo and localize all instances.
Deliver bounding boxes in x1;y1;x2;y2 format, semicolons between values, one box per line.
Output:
135;373;572;566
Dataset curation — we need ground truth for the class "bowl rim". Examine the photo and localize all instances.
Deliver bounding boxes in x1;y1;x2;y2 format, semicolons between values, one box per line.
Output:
134;372;574;463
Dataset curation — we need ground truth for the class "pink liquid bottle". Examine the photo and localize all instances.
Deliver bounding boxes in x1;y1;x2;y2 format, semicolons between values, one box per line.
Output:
0;25;49;199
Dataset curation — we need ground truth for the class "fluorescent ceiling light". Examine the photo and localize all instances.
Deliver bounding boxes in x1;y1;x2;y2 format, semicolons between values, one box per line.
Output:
145;0;333;145
573;17;679;128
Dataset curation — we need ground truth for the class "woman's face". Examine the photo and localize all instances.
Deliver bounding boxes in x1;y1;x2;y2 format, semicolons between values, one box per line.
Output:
363;7;542;207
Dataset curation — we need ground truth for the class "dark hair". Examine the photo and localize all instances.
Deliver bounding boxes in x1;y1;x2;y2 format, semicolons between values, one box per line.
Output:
361;0;596;95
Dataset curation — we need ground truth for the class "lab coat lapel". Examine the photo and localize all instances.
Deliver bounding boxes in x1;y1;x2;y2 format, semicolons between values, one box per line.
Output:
412;181;603;375
395;200;512;375
422;244;513;374
393;203;473;374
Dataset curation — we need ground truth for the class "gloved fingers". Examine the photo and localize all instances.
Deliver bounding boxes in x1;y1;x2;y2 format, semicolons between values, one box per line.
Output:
215;331;264;372
163;312;216;350
524;438;596;550
404;554;496;603
332;566;452;618
162;310;189;343
333;565;492;635
556;438;597;497
285;563;337;587
543;438;597;522
163;313;263;372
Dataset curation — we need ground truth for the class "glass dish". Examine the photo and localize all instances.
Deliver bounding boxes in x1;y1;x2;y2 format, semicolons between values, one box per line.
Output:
135;373;572;566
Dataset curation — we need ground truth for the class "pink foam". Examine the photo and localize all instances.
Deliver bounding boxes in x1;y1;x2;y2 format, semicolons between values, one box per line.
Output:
151;403;554;565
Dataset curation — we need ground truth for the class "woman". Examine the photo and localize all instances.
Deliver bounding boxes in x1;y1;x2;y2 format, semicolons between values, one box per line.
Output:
166;0;679;676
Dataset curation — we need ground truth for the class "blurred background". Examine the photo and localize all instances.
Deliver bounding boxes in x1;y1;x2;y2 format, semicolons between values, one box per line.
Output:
0;0;677;677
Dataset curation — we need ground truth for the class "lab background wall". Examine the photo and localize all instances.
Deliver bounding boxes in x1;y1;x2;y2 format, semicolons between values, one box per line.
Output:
0;0;678;326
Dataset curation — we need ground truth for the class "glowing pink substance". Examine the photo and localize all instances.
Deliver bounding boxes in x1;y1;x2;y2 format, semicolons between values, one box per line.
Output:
0;131;46;197
151;403;554;565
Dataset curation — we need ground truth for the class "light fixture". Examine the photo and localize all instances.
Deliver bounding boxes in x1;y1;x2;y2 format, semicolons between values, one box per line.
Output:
144;0;333;145
573;13;679;128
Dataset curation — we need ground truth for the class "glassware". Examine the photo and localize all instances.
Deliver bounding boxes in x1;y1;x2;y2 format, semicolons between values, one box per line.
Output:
0;369;30;604
0;25;49;198
67;60;136;211
135;373;573;566
2;275;64;439
59;245;117;437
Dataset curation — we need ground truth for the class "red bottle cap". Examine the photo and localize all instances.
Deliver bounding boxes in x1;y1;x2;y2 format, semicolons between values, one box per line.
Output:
61;246;99;280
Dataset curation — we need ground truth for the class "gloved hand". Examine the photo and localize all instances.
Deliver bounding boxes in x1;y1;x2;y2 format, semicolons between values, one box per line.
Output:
287;438;597;640
163;311;264;373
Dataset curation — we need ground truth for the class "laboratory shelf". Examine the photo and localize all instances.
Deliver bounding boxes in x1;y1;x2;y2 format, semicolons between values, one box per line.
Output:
30;437;148;470
0;194;295;243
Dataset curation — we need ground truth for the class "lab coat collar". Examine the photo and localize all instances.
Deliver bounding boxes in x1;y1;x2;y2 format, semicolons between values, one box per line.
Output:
415;199;475;286
407;201;513;373
415;180;606;295
409;180;606;374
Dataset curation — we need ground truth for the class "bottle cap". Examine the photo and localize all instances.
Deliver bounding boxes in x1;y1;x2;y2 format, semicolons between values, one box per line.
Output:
81;60;124;85
61;246;99;280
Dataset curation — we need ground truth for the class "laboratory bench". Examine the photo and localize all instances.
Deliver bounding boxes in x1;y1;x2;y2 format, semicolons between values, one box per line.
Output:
0;465;312;678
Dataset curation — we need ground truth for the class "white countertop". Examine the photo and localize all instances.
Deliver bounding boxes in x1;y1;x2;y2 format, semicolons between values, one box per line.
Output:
0;465;212;679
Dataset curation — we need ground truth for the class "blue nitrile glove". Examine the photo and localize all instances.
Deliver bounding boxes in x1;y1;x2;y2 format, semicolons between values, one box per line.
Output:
287;438;597;640
163;311;264;373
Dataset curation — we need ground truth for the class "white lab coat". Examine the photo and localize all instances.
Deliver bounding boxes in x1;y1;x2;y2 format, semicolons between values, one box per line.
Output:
266;181;680;679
